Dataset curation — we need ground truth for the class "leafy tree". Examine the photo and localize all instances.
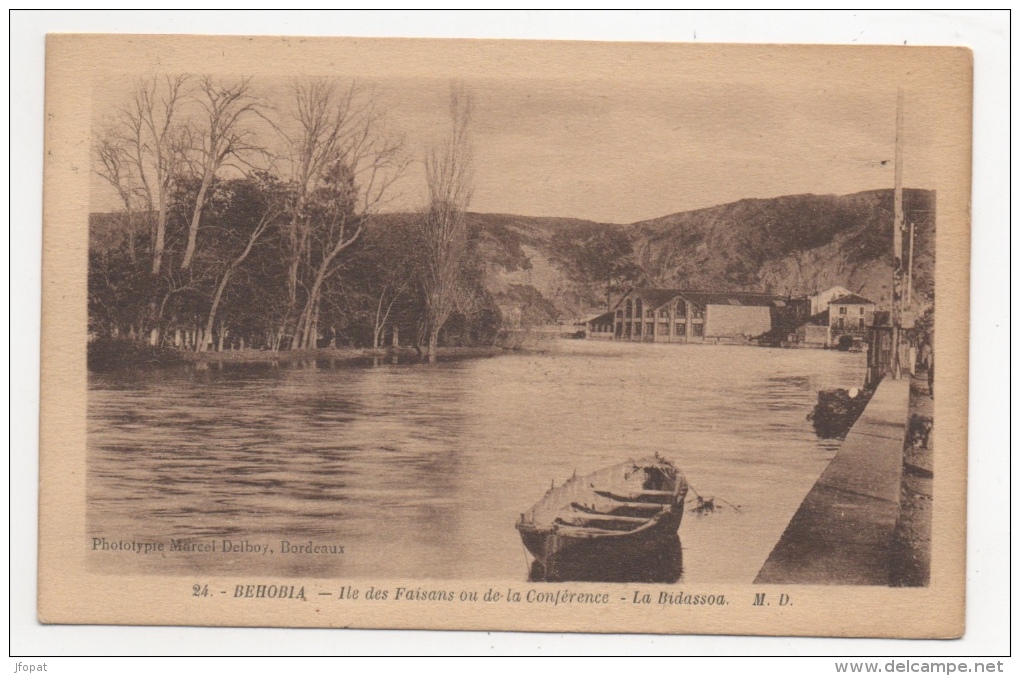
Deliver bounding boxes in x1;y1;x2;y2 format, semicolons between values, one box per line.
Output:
335;220;422;349
195;174;287;351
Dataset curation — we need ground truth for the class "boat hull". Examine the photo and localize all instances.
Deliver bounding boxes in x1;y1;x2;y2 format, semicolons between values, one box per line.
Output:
527;532;683;583
516;457;687;582
520;510;684;582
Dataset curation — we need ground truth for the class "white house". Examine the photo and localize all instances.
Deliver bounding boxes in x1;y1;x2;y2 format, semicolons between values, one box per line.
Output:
808;286;853;316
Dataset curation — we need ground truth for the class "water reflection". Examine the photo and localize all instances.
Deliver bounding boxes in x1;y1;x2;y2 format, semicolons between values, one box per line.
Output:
529;534;683;583
88;342;867;581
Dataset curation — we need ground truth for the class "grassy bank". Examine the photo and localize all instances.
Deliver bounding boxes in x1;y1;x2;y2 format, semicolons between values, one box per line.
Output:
87;337;529;370
179;345;506;364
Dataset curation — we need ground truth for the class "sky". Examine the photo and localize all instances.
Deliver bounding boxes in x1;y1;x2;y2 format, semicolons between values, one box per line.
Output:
91;57;945;225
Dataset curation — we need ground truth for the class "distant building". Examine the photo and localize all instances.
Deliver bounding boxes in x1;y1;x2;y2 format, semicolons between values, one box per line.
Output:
584;311;616;339
609;288;778;343
808;286;853;316
828;293;876;347
793;310;832;347
787;292;876;348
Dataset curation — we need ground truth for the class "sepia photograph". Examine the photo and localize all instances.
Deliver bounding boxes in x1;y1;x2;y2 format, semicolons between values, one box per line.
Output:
34;29;978;642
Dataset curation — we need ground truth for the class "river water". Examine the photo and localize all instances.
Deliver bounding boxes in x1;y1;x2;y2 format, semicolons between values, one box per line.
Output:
87;340;866;583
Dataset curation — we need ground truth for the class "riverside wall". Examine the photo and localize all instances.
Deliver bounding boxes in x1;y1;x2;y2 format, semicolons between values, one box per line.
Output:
755;376;911;585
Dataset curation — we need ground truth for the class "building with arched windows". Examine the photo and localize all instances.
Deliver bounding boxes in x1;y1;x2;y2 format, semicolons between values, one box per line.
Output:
610;288;779;343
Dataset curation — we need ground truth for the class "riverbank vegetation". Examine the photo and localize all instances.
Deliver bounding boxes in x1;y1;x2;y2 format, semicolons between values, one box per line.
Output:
90;75;503;364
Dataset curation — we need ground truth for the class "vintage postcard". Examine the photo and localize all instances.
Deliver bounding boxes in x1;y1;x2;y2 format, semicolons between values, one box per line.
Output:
39;35;971;637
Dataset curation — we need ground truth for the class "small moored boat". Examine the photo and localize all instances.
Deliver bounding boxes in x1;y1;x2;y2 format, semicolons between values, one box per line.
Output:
516;455;688;581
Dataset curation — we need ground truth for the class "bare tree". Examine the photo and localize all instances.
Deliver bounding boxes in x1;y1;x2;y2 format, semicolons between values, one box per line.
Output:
180;76;263;270
371;280;410;349
275;78;359;346
274;79;407;350
91;73;412;352
137;75;190;275
291;133;406;349
93;74;190;275
94;131;142;265
418;83;474;360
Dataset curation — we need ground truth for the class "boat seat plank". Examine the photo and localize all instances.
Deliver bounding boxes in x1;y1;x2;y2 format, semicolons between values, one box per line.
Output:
551;525;629;536
564;513;650;524
606;501;664;511
571;501;662;513
593;488;674;496
593;489;675;502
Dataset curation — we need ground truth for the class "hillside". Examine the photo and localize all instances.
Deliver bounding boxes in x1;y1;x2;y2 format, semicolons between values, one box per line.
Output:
467;188;935;318
628;188;935;308
90;188;936;325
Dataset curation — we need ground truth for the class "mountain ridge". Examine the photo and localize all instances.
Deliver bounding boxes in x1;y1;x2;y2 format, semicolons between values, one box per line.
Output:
468;188;934;319
90;187;935;324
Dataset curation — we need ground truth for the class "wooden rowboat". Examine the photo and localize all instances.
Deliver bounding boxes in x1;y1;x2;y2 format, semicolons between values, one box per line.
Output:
516;456;688;581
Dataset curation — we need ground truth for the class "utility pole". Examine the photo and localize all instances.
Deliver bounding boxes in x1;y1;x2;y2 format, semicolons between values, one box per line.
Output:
891;88;906;379
906;221;915;307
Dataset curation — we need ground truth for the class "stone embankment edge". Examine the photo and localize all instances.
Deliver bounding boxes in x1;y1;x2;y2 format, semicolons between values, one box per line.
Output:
755;376;911;585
